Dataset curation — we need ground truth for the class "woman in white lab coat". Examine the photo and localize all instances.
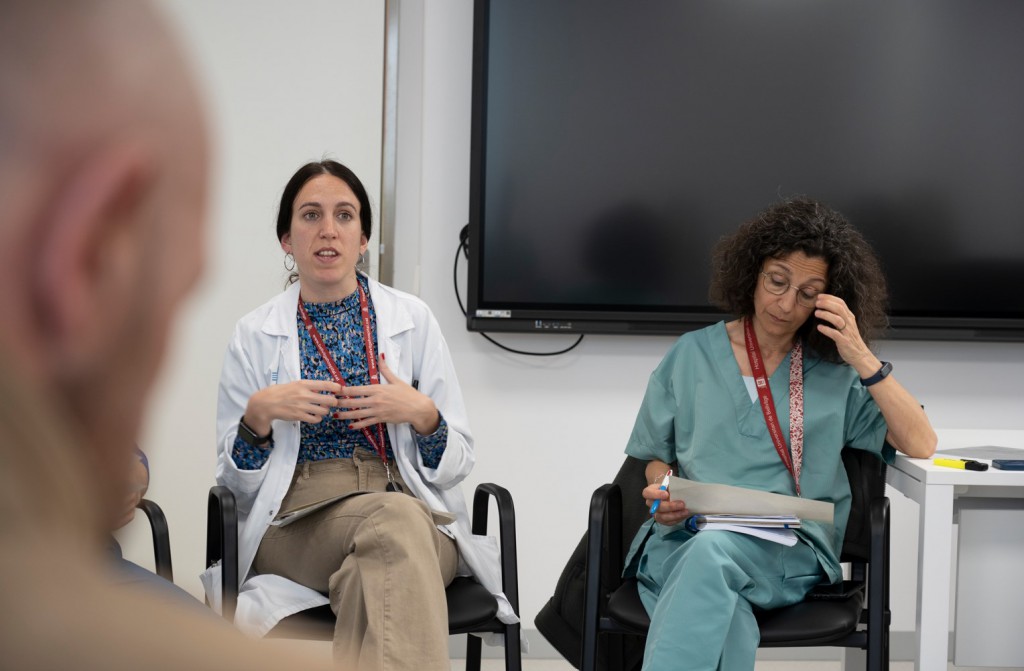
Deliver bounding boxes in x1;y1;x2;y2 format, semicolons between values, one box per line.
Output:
204;160;515;670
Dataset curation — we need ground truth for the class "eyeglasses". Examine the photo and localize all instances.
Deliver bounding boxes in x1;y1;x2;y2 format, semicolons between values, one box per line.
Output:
760;271;822;309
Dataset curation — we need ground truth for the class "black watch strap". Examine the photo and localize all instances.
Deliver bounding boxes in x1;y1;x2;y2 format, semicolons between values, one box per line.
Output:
238;416;273;447
860;361;893;387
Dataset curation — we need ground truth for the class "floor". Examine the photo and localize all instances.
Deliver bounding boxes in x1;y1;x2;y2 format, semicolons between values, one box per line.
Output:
457;662;1019;671
265;640;1020;670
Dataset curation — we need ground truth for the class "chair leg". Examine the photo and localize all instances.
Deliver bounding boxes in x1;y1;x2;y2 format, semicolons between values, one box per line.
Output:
504;623;522;671
465;633;482;671
464;628;521;671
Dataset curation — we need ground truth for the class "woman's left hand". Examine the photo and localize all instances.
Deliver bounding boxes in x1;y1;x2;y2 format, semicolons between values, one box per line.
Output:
813;293;872;366
334;355;440;435
815;295;937;458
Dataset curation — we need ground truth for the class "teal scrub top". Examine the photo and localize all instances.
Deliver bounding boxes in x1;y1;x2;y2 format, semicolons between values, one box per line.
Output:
625;322;892;583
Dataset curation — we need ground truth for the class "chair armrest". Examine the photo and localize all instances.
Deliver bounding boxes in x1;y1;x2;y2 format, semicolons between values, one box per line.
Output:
136;498;173;582
587;483;624;597
472;482;520;616
582;482;622;671
206;485;238;623
866;495;890;669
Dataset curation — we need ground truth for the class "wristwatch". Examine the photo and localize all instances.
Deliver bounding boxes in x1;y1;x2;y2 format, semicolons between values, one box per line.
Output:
860;361;893;387
238;416;273;447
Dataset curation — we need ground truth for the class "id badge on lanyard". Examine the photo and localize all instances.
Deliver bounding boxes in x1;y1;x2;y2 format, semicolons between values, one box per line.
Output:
298;284;402;492
743;318;805;496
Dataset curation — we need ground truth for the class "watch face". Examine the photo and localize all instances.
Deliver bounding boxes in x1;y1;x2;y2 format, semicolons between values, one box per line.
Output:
238;418;267;446
237;421;257;446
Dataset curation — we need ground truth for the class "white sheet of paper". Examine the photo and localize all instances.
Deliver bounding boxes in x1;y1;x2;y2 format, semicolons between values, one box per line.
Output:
269;491;362;526
699;524;799;546
668;476;834;524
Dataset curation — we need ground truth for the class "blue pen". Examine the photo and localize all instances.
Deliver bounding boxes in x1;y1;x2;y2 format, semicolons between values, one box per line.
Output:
649;470;673;515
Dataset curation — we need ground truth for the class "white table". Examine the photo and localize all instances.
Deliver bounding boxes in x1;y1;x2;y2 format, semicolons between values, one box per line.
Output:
886;448;1024;670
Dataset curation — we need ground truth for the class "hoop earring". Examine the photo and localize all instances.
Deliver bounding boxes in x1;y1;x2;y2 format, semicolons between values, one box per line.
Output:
283;252;295;272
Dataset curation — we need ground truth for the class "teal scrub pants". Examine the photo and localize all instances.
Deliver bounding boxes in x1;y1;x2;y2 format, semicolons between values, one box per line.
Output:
634;528;824;671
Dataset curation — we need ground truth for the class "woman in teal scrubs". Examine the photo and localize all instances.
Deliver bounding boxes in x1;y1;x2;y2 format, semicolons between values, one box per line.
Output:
625;197;937;671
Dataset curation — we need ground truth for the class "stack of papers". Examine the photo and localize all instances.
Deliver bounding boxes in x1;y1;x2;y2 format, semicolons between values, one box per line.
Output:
669;476;835;547
689;514;802;528
685;514;802;546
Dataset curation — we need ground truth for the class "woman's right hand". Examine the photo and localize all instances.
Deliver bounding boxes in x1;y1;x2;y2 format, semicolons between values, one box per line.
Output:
643;459;690;525
242;379;344;435
643;481;690;526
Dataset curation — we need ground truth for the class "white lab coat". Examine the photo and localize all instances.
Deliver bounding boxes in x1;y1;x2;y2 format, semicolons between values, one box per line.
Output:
201;275;517;637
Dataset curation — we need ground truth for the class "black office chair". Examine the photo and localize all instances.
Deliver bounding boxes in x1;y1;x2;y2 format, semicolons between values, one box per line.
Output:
136;497;174;581
206;483;522;671
581;448;890;671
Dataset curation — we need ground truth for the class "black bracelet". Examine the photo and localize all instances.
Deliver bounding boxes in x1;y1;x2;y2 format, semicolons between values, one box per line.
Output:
860;361;893;387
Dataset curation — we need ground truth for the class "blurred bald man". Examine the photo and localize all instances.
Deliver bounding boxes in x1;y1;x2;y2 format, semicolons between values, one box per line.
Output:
0;2;333;668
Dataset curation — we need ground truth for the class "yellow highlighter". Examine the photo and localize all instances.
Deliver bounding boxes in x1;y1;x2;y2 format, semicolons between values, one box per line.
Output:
934;457;988;472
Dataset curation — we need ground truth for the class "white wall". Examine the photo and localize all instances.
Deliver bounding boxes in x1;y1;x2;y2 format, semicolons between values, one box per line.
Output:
122;0;1024;653
117;0;385;595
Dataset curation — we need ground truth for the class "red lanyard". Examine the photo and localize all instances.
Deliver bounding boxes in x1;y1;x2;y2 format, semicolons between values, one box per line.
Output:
298;283;389;465
743;318;805;496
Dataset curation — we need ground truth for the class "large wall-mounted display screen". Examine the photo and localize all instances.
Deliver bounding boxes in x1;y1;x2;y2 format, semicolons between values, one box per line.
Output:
467;0;1024;340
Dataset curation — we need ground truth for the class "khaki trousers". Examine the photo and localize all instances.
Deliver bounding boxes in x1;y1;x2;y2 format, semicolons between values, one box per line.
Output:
253;449;459;671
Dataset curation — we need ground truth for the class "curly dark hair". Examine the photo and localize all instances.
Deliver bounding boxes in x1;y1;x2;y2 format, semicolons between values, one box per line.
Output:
709;196;888;362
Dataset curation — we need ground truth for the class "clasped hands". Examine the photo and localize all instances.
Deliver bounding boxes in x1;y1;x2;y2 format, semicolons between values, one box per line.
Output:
244;355;440;437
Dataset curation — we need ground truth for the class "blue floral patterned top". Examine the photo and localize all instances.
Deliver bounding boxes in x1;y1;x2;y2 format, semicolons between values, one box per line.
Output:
232;275;449;470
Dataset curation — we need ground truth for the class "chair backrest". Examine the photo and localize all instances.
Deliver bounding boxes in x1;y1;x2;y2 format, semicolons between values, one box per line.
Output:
536;456;649;668
839;447;888;562
137;498;174;581
206;483;522;671
565;446;892;671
